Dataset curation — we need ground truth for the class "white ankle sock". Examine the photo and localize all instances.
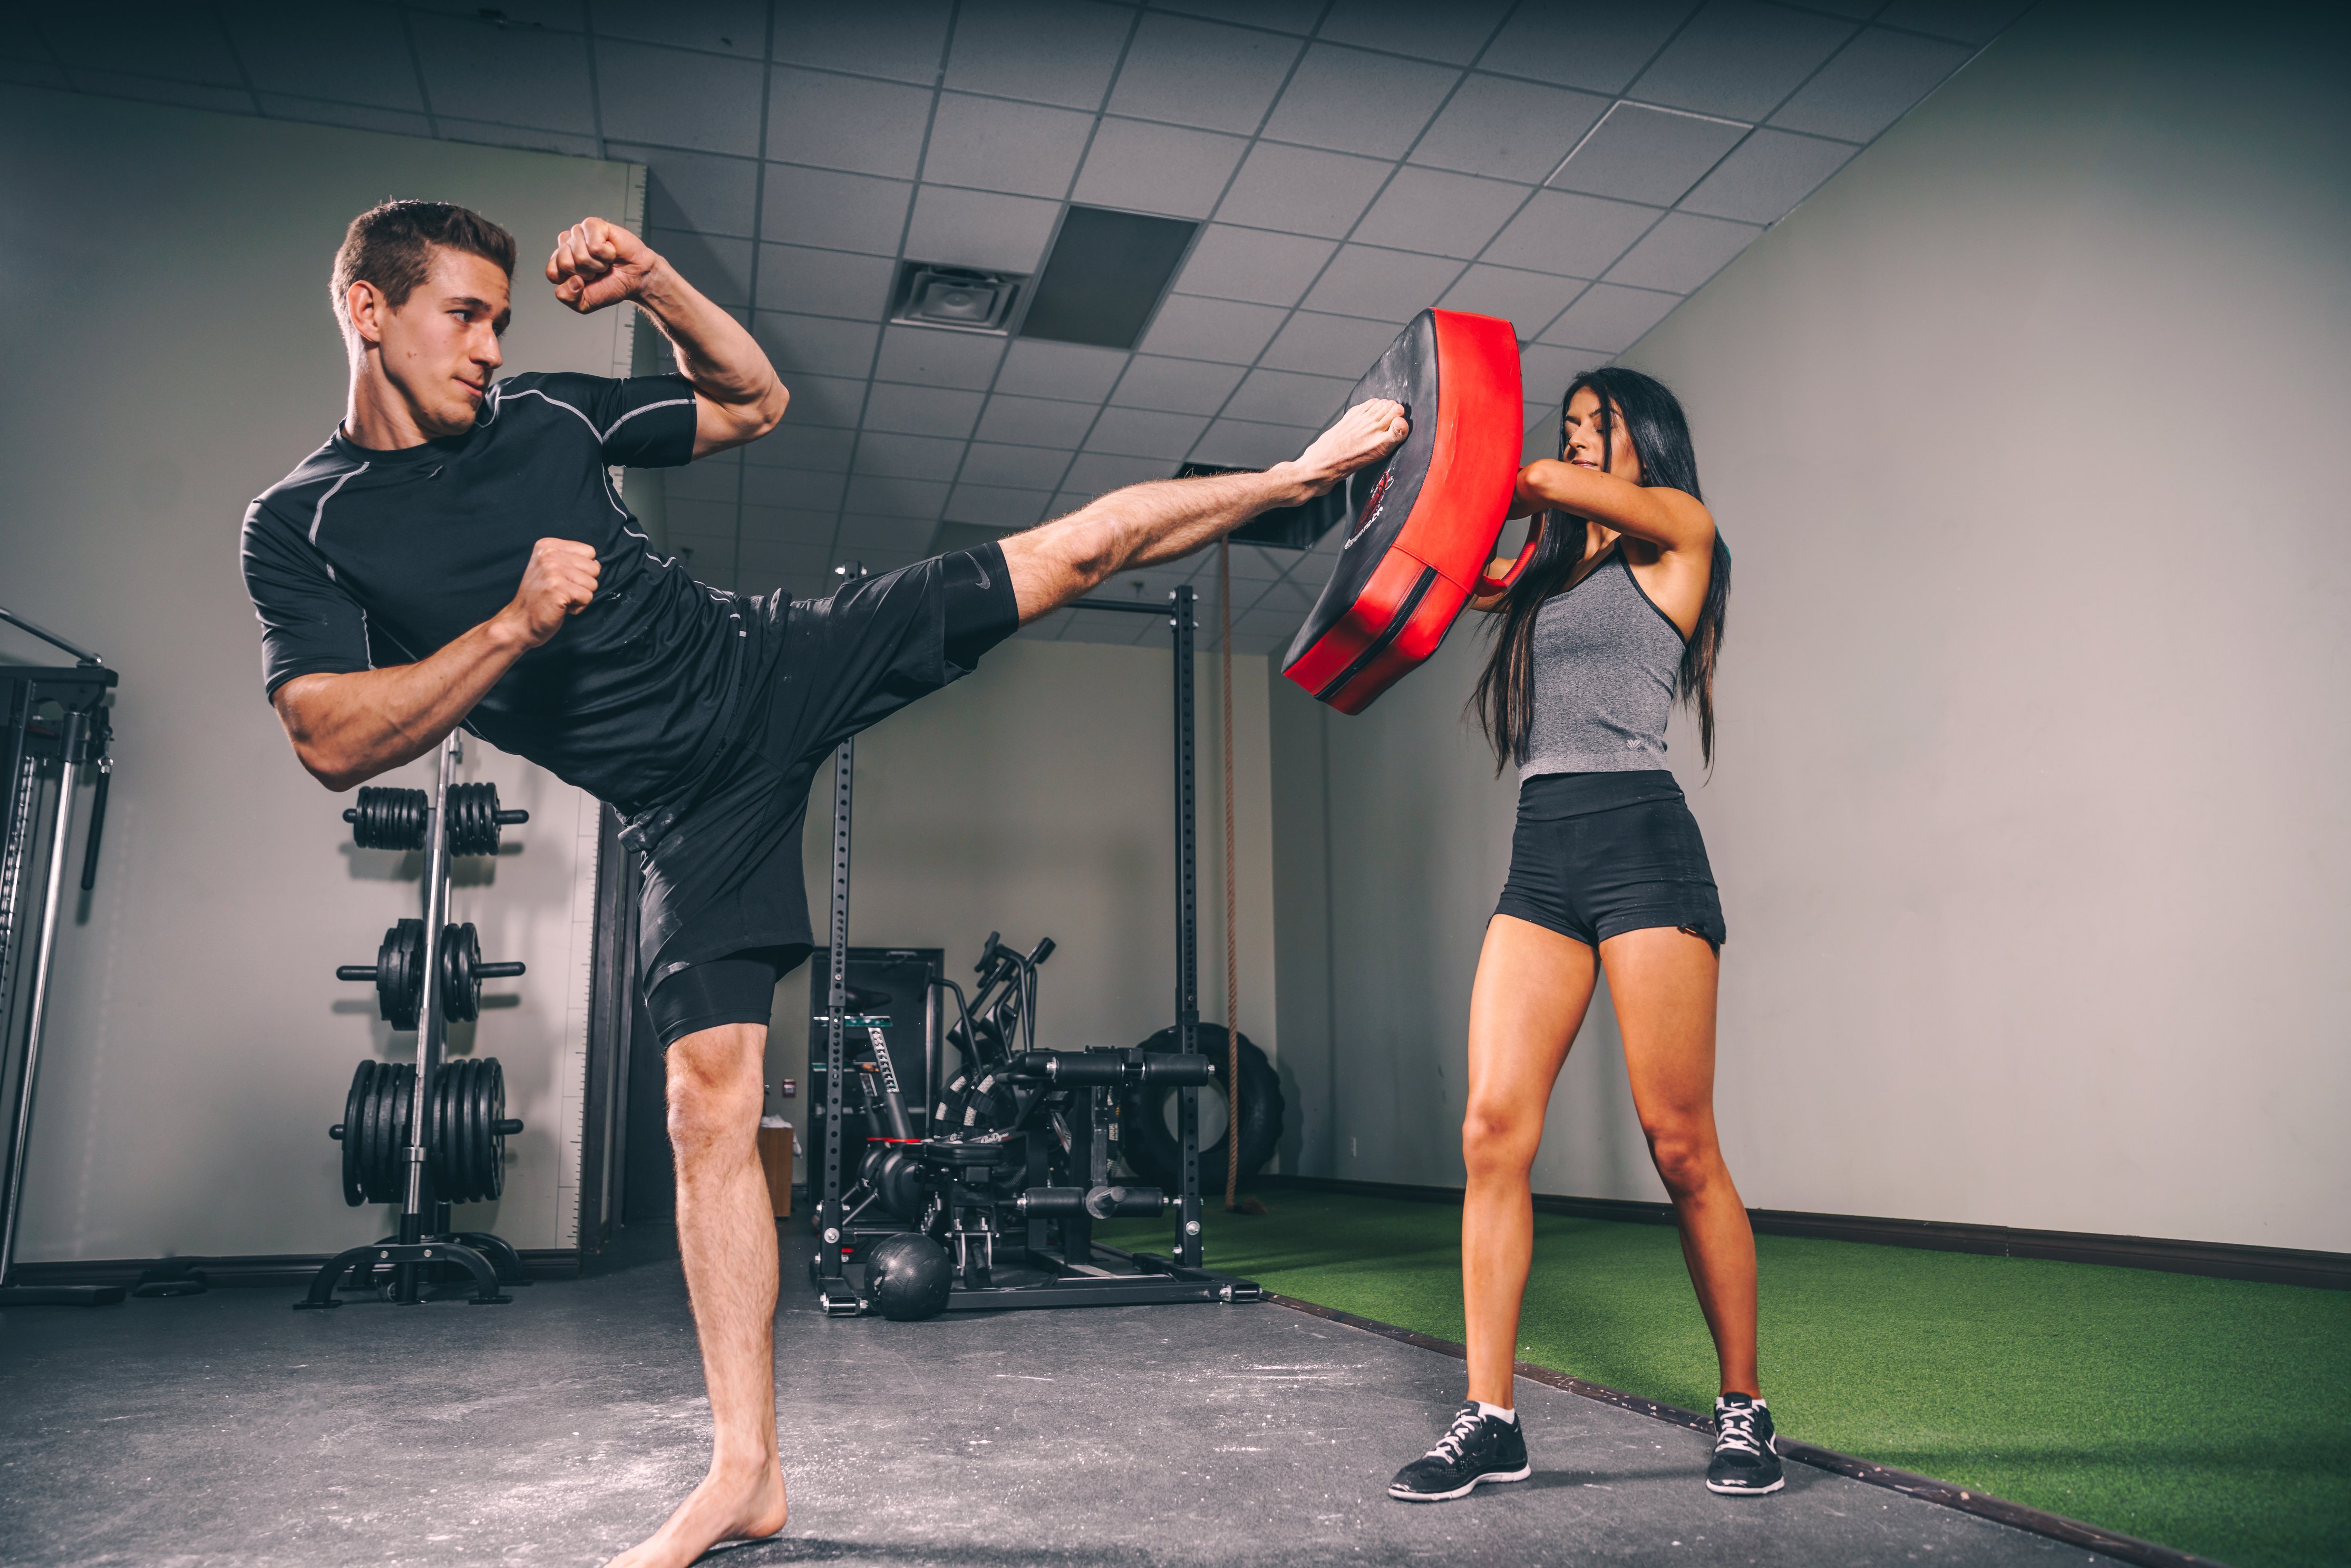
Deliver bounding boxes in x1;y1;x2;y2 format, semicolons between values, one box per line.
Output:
1476;1400;1517;1424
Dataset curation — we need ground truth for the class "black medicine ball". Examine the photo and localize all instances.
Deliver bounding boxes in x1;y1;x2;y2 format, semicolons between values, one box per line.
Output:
863;1233;953;1321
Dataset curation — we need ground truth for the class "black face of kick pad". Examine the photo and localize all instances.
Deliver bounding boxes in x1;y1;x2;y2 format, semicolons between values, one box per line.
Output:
1284;313;1439;664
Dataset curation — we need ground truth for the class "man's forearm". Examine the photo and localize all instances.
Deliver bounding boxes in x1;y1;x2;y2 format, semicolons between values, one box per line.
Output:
636;262;774;408
276;612;530;791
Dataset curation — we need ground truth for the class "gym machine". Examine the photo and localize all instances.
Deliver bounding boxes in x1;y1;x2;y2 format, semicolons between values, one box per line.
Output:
809;583;1262;1316
296;732;531;1308
0;608;121;1308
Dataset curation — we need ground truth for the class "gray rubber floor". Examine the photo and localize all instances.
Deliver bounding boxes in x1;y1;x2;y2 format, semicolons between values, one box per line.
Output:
0;1224;2121;1566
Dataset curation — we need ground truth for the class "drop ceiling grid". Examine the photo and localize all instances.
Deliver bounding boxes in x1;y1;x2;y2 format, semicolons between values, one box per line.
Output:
18;0;2009;635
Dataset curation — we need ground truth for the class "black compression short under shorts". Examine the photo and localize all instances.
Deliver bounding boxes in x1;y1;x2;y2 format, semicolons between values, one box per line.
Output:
638;544;1018;1047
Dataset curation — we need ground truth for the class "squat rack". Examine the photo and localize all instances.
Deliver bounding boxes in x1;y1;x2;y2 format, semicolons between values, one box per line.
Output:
810;582;1258;1309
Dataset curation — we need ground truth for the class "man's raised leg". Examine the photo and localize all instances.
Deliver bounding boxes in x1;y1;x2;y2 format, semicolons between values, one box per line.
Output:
608;1022;789;1568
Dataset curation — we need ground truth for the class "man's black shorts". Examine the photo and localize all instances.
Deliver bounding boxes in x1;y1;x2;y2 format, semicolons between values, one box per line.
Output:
633;544;1017;1046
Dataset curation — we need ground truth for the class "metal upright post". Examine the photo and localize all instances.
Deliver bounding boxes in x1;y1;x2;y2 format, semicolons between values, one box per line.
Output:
1171;586;1203;1269
0;712;84;1289
395;736;458;1300
818;736;852;1282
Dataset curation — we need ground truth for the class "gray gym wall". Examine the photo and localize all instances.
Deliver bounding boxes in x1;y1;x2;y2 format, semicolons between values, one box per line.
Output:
771;640;1278;1184
0;87;643;1263
1270;0;2351;1254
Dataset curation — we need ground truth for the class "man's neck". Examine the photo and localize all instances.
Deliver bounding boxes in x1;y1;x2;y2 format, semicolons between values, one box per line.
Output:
343;363;448;451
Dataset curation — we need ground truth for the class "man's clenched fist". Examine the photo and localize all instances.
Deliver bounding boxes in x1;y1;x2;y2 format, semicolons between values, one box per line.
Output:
503;538;601;648
547;217;662;314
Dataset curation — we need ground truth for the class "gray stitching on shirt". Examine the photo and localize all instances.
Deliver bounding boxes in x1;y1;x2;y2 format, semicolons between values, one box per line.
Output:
309;462;366;580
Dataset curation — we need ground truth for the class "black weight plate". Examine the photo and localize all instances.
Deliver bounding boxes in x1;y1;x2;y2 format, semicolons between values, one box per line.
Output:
465;1059;485;1202
341;1061;371;1206
363;1059;392;1202
428;1060;451;1201
483;1057;506;1200
446;1059;471;1202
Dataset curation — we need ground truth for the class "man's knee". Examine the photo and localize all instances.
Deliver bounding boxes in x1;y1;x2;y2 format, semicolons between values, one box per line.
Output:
666;1025;764;1145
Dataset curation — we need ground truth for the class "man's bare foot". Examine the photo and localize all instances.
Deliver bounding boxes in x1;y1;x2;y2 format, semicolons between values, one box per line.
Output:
605;1459;787;1568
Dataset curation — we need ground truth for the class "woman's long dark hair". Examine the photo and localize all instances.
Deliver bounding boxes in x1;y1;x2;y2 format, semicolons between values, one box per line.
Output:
1470;366;1731;772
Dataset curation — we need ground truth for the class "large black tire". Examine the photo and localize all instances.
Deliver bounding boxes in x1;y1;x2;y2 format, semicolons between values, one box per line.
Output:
1118;1026;1283;1193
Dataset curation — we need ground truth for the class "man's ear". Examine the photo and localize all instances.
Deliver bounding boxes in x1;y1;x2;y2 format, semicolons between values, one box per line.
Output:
346;279;388;348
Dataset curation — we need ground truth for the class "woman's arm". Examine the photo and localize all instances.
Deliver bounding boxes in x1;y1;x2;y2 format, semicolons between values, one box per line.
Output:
1512;460;1714;554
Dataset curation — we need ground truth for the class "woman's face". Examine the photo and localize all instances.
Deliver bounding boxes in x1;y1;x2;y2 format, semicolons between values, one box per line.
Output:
1562;387;1641;483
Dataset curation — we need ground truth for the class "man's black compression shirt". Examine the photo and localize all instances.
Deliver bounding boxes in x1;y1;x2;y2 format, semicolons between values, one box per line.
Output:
240;372;740;811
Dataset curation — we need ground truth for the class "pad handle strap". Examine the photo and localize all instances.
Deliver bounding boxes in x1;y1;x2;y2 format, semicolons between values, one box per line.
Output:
1479;511;1546;595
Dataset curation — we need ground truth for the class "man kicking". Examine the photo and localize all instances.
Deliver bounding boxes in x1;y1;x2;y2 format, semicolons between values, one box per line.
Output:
241;200;1405;1567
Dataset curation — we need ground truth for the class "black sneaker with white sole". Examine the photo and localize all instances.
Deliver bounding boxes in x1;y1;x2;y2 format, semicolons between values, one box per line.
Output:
1707;1393;1783;1495
1387;1405;1531;1502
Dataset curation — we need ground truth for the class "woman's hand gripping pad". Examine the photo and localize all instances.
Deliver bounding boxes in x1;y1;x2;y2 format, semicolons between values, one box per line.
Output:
1279;309;1522;715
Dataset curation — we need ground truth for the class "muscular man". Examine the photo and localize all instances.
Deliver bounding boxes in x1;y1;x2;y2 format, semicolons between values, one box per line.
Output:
241;200;1406;1568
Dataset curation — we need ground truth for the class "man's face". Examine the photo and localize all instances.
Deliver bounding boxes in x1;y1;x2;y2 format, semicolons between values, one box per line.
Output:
364;246;511;437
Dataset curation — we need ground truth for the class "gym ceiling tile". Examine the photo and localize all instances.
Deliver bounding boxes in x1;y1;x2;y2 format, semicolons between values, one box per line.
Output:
1109;356;1248;416
851;432;970;482
1769;27;1976;143
1150;0;1327;36
737;541;838;581
1629;0;1857;123
1220;368;1352;428
1224;544;1295;583
660;499;736;536
921;94;1097;200
1105;13;1305;134
764;67;935;179
975;394;1102;450
35;4;235;84
1256;311;1404;379
842;474;953;519
757;372;870;429
611;143;759;239
1301;244;1470;323
735;507;842;547
1601;210;1761;295
1537;282;1684;356
1062;452;1169;495
755;242;897;321
837;515;943;553
1252;575;1318;615
1171;227;1338;310
1314;0;1515;68
1072;119;1251;222
769;0;954;84
750;311;883;380
1083;408;1212;462
662;456;742;503
1194;418;1320;471
252;96;430;138
435;117;601;161
1046;490;1097;520
592;39;765;158
1351;169;1527;263
860;383;988;442
1213;142;1396;241
1235;604;1309;643
1480;188;1662;280
957;442;1076;491
1679;129;1859;225
1407;74;1610;187
743;424;857;472
589;0;765;56
992;339;1133;403
1481;5;1695;94
654;228;755;310
758;165;915;255
1436;264;1588;338
1260;43;1457;161
940;0;1133;111
904;184;1065;276
220;7;423;110
408;15;596;134
740;466;851;511
1873;0;2033;45
1548;104;1752;210
1135;295;1289;366
944;484;1058;530
874;325;1008;392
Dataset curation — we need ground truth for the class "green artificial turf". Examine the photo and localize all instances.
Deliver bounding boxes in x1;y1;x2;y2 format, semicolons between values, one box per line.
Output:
1099;1191;2351;1568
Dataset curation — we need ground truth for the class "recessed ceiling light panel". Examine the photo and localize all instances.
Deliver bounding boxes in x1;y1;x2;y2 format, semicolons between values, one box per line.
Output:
1020;206;1200;351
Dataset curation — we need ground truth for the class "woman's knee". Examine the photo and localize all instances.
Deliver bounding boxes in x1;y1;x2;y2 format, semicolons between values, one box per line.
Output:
1642;1118;1721;1195
1461;1103;1540;1176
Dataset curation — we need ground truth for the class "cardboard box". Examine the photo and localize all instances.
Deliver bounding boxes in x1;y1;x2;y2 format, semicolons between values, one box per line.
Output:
756;1120;794;1219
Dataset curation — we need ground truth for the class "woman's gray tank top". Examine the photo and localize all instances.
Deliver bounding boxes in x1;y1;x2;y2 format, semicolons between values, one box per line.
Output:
1520;548;1689;781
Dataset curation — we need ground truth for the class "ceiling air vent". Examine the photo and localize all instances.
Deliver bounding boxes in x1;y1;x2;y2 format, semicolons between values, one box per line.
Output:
1019;207;1199;351
891;264;1023;333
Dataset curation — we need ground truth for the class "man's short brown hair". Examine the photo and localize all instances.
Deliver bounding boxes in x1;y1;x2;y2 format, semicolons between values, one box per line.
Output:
331;200;517;336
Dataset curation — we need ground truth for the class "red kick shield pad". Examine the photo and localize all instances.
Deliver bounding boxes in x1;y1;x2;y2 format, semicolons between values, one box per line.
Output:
1280;309;1522;715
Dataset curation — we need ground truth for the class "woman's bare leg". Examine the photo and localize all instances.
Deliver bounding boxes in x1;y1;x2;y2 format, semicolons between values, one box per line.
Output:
1461;914;1598;1408
1598;927;1757;1396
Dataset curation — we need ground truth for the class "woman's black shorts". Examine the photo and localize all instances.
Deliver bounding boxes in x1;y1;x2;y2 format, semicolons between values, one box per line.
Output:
1494;771;1726;951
